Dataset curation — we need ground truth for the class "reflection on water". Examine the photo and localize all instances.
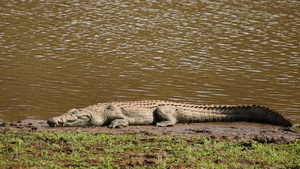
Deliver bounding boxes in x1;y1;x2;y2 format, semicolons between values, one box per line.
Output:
0;0;299;123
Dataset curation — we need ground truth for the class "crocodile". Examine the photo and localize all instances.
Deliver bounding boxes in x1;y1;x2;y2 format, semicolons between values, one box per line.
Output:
47;100;292;128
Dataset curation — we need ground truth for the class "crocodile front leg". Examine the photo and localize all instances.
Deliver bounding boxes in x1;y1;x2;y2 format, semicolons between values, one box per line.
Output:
105;104;130;128
108;119;129;128
154;106;178;127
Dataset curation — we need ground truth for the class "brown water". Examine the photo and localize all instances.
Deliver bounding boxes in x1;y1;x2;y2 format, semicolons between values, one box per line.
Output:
1;0;299;123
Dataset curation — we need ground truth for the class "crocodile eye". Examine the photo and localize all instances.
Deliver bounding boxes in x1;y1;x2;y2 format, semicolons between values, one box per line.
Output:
69;111;76;115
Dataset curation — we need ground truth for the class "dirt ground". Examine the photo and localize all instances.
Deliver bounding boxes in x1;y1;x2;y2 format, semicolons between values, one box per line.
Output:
1;119;300;143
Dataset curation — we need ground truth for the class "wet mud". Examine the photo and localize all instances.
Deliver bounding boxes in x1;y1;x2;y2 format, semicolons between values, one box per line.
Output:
1;120;299;143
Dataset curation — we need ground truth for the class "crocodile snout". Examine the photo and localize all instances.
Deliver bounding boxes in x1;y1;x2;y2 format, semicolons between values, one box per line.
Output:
47;118;59;127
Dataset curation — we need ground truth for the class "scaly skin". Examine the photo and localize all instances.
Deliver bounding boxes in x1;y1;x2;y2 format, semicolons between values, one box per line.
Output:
47;100;292;128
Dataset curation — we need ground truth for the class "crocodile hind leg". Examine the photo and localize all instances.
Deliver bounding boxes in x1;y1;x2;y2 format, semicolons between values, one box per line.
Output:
154;106;178;127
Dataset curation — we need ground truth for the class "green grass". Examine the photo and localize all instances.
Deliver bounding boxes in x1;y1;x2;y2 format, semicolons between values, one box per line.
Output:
0;130;299;168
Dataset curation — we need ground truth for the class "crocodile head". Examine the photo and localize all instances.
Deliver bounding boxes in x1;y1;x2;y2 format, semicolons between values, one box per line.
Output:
47;108;92;127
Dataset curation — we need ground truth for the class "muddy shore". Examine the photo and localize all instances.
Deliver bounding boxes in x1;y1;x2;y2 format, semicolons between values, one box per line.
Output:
1;120;299;143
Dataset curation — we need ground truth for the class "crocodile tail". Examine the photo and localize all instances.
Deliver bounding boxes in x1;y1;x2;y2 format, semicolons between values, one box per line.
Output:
217;105;292;127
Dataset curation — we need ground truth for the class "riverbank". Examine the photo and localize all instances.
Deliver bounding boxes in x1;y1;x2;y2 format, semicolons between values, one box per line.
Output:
1;119;300;143
0;122;299;168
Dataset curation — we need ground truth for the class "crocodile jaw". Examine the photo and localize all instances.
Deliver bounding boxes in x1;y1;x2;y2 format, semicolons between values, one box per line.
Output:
47;109;92;127
47;115;92;127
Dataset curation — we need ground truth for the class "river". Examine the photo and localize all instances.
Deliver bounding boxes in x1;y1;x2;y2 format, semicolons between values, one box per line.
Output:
0;0;299;123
